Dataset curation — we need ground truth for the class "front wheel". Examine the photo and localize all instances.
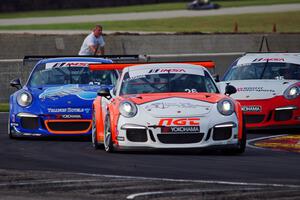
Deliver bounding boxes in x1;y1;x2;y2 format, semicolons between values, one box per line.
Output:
8;116;16;139
234;128;247;154
104;114;114;153
224;116;247;155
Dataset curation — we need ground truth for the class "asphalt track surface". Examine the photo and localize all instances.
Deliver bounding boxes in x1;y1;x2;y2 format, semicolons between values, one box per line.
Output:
0;4;300;26
0;112;300;199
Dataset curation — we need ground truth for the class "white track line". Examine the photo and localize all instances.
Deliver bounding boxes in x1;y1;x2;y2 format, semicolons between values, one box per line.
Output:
126;188;260;199
73;172;300;188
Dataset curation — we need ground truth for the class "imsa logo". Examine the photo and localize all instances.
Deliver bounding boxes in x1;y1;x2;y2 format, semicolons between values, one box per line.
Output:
148;69;186;73
242;106;262;112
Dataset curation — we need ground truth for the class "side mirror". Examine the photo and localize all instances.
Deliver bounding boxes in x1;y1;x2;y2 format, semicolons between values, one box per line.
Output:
212;74;220;82
10;78;22;90
225;84;237;96
97;88;111;99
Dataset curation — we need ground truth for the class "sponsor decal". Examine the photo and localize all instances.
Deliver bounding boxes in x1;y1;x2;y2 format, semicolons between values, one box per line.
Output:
123;75;146;82
237;87;275;93
161;126;200;133
148;69;186;73
145;102;209;110
242;105;262;112
47;108;90;113
56;114;82;119
46;62;92;69
159;118;200;126
252;58;285;62
39;85;99;101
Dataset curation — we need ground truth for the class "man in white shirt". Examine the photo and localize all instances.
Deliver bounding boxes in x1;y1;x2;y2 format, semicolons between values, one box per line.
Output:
79;25;105;55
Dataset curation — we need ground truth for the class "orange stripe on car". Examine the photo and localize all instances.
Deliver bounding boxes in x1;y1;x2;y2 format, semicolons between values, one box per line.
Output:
234;101;244;140
44;119;92;134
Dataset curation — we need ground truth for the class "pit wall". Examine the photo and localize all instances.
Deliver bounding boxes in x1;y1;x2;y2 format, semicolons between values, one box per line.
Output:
0;33;299;103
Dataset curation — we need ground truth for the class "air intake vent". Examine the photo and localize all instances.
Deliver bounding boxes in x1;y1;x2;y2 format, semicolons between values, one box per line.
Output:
157;133;203;144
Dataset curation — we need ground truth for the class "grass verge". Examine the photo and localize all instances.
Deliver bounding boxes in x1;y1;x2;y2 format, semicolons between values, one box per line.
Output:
0;0;299;19
0;103;9;112
0;11;299;33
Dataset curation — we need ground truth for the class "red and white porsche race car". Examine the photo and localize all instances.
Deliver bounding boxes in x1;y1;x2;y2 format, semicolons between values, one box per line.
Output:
91;62;246;153
219;53;300;129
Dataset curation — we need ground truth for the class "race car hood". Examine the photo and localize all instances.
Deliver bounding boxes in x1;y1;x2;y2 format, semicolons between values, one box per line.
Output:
30;84;111;114
125;93;224;118
218;80;299;100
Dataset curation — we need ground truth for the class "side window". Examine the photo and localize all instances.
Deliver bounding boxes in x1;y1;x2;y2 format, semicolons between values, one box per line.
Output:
119;72;130;95
222;58;239;81
204;71;218;93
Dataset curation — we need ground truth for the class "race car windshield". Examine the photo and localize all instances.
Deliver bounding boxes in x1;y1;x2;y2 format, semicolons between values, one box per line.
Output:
224;62;300;80
120;71;218;95
28;63;118;87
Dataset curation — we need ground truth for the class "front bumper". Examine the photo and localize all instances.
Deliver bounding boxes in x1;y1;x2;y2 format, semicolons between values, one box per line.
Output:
9;112;92;137
114;114;241;150
240;96;300;129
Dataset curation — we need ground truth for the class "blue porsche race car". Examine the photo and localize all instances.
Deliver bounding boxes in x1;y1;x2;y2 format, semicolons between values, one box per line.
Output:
8;57;119;138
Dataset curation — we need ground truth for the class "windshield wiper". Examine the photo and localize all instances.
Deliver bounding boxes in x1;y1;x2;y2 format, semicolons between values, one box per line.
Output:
259;59;269;79
167;71;170;92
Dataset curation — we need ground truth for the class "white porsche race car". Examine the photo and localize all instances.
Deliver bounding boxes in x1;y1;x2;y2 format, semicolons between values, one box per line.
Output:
91;62;246;154
219;53;300;129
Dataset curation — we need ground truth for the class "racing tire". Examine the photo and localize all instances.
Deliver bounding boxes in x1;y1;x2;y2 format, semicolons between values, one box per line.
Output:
8;116;16;139
104;114;114;153
234;126;247;154
225;115;247;155
92;110;103;150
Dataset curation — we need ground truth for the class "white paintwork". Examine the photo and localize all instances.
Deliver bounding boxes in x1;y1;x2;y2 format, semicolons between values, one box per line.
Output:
101;63;241;149
219;79;298;100
236;53;300;66
219;53;300;100
140;97;212;118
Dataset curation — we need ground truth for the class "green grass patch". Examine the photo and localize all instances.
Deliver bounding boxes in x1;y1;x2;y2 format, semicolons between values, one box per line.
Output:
0;103;9;112
1;11;299;33
0;0;299;19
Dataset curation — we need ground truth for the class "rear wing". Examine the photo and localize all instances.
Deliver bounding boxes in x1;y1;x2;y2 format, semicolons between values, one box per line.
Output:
23;55;144;65
89;61;215;71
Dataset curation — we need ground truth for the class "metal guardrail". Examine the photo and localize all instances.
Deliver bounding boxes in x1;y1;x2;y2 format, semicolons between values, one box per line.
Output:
0;52;245;63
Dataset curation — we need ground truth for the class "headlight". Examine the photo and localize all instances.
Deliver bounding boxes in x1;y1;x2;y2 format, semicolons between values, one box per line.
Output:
284;85;300;100
217;99;235;116
17;91;33;107
119;100;137;118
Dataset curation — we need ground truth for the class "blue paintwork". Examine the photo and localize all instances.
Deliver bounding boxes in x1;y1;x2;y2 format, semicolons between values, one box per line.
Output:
9;57;115;137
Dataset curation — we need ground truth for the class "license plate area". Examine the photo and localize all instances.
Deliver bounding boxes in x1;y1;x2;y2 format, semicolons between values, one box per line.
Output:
161;126;200;134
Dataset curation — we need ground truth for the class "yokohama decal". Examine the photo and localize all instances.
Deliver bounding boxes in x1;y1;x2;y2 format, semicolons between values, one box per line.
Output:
242;106;262;112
